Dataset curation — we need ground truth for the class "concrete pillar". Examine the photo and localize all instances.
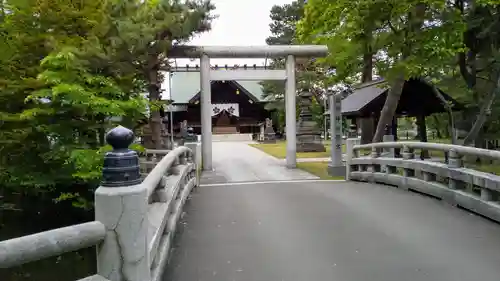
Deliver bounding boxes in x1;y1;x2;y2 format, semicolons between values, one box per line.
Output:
328;93;345;176
285;55;297;168
95;185;149;281
329;93;342;166
200;54;212;171
95;126;150;281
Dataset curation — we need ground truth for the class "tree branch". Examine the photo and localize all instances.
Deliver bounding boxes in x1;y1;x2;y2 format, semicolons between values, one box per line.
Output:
458;52;475;88
386;20;399;34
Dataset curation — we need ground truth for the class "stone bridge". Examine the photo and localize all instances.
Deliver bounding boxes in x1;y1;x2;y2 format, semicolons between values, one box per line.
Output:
2;126;500;281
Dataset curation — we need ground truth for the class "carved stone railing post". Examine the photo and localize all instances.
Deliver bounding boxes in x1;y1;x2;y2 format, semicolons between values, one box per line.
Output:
402;145;415;178
481;181;494;201
185;141;202;185
95;126;150;281
382;134;395;158
345;138;360;180
381;135;394;173
447;149;466;192
368;147;380;182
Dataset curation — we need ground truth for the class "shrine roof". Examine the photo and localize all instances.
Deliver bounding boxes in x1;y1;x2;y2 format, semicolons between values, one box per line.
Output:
341;78;463;117
169;72;266;104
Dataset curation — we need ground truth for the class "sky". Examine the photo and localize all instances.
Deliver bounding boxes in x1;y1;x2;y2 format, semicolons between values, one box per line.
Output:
164;0;295;98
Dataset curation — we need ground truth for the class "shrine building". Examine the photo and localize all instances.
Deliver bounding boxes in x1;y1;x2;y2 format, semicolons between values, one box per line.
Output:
167;68;272;135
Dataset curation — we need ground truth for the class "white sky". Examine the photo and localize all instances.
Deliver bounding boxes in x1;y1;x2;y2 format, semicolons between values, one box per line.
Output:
164;0;294;98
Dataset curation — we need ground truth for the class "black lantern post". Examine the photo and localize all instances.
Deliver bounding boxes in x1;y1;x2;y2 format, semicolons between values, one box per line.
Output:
101;126;142;187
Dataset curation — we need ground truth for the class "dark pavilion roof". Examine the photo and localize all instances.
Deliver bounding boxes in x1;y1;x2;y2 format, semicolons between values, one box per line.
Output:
341;78;463;117
170;72;267;104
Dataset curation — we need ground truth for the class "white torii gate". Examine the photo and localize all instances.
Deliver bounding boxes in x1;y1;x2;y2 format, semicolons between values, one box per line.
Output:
169;45;329;171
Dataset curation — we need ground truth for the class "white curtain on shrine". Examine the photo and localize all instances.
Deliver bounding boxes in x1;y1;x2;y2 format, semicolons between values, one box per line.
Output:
211;103;240;117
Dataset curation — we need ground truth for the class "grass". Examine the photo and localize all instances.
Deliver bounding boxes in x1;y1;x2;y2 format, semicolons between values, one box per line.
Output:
467;162;500;175
296;162;345;180
250;141;345;159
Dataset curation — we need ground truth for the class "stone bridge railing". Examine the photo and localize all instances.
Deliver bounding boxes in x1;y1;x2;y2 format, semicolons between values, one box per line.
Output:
346;139;500;223
0;126;201;281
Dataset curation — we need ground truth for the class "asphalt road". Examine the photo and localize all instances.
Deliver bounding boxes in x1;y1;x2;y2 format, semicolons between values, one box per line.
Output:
164;181;500;281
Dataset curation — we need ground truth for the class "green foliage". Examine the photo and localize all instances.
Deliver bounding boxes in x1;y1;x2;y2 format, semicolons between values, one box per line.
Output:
297;0;500;143
297;0;465;84
0;0;213;211
25;47;148;120
262;0;326;130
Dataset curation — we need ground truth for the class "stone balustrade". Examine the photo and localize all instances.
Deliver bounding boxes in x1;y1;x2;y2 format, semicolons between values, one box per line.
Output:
346;138;500;222
0;222;106;269
141;149;172;174
0;126;201;281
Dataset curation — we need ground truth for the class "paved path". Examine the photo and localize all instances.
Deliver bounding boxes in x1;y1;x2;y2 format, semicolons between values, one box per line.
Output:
200;142;318;184
164;181;500;281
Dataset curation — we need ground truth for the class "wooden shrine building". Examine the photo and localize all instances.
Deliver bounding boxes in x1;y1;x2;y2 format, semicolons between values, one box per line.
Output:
167;70;271;135
340;78;463;142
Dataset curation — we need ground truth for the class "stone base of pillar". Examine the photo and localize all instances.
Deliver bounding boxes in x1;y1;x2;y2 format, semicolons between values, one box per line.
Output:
327;164;346;177
297;141;326;152
262;119;276;143
262;132;276;143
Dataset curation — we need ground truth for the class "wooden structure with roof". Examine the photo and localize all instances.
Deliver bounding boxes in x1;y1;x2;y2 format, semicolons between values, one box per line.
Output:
340;78;462;142
168;70;271;135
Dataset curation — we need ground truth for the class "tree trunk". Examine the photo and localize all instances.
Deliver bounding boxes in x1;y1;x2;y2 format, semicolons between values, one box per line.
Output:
431;115;444;139
427;81;457;143
360;118;375;144
359;39;374;144
416;114;429;159
362;52;373;82
372;3;426;143
146;58;163;149
372;74;406;142
462;74;500;145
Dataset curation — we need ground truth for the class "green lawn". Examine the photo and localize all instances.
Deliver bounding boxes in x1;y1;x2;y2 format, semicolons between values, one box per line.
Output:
297;162;345;180
466;162;500;175
250;141;345;159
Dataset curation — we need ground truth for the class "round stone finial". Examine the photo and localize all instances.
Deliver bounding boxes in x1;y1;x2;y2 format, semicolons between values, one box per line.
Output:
106;125;134;150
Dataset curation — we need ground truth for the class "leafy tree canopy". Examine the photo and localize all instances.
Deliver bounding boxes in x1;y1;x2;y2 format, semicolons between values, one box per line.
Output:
0;0;214;209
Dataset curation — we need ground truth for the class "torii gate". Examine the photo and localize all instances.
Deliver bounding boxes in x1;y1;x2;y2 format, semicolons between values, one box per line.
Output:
169;45;329;171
